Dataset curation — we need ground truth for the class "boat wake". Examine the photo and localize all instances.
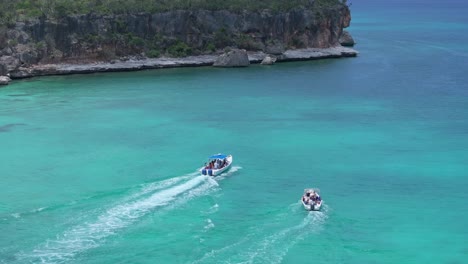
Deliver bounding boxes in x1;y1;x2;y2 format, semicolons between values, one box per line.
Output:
193;204;329;264
213;166;242;181
18;172;219;264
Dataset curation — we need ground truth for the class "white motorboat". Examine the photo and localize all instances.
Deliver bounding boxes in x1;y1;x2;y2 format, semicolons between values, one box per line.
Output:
200;154;233;176
301;188;322;211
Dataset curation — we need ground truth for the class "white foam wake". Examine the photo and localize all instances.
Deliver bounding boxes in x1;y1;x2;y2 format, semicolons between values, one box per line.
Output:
213;166;242;181
133;173;196;200
240;207;329;264
193;203;329;264
19;174;218;263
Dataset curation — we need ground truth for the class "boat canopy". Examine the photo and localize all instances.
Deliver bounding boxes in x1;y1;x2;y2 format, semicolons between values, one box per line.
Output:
209;154;227;159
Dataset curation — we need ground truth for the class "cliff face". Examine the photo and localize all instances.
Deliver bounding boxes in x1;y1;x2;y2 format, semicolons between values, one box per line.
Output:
0;5;351;75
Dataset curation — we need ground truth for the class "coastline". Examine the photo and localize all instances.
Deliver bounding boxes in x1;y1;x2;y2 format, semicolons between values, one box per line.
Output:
8;46;357;80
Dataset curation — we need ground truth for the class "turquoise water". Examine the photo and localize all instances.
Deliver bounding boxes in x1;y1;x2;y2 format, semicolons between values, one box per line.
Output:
1;1;468;263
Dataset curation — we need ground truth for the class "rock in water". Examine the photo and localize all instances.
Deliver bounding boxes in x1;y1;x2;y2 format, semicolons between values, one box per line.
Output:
339;30;355;47
261;55;277;65
213;49;250;67
0;75;11;85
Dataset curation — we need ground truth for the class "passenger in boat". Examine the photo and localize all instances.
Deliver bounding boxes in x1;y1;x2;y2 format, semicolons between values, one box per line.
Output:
315;194;321;203
310;192;321;205
308;192;316;204
302;192;310;204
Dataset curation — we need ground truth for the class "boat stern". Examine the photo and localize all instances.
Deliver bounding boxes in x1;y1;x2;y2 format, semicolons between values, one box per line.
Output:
201;168;214;176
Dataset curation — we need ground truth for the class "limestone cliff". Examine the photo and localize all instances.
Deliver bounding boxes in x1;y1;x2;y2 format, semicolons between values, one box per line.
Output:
0;4;353;78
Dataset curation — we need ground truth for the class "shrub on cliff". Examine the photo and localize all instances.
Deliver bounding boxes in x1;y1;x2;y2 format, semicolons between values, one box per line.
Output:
147;49;161;58
214;28;232;49
236;34;264;51
205;43;216;53
167;41;192;57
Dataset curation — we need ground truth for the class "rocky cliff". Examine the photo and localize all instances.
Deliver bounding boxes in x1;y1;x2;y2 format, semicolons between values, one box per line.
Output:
0;4;353;80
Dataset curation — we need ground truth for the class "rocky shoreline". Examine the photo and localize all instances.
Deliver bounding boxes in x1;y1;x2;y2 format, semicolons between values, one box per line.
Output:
5;46;357;82
0;2;357;86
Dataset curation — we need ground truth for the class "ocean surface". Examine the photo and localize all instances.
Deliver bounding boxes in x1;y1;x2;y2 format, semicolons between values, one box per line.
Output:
1;0;467;263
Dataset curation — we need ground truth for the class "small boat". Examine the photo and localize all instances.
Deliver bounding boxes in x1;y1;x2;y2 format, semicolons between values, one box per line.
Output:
200;154;233;176
301;188;322;211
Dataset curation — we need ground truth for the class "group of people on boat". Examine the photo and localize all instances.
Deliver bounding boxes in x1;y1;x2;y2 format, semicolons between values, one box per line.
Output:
302;190;321;206
204;158;228;170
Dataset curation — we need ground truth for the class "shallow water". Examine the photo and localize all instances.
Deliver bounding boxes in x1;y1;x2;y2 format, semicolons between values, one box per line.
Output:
1;0;468;263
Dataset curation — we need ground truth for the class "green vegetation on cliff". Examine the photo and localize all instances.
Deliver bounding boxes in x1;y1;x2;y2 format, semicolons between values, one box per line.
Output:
0;0;344;24
0;0;350;67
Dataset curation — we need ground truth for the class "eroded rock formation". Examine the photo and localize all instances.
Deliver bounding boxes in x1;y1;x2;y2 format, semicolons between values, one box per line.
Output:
0;3;356;82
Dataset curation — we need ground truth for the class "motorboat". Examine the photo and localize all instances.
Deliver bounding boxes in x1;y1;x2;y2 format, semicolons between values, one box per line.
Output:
200;154;233;176
301;188;322;211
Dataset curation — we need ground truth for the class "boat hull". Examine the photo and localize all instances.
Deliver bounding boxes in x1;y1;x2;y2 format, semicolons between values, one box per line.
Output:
201;155;233;176
302;200;322;211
